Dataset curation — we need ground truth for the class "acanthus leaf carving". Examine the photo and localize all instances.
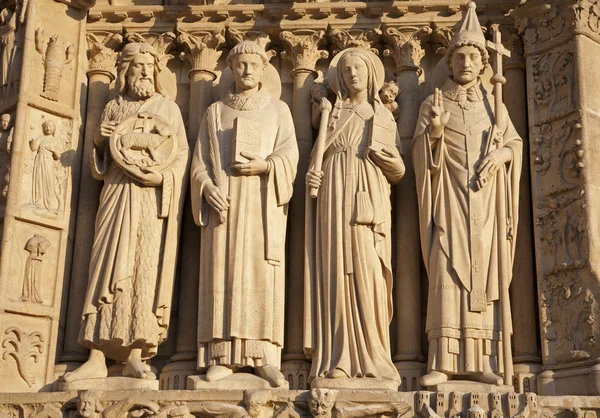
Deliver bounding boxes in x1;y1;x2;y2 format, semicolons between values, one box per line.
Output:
383;25;432;75
86;32;123;78
328;27;382;56
2;327;44;387
176;25;226;79
280;30;329;75
227;28;276;61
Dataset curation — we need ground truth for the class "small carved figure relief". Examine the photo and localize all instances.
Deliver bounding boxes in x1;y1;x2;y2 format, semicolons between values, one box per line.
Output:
2;327;44;387
308;388;410;418
19;234;50;304
29;120;61;212
63;42;189;383
34;29;74;102
305;48;404;388
412;2;522;387
191;41;298;388
379;81;400;121
77;390;161;418
0;113;13;198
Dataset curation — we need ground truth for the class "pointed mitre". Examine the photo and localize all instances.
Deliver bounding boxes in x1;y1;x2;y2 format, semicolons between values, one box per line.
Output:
448;1;486;51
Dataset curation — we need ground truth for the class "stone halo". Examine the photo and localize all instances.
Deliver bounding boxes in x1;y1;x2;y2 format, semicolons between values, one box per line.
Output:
327;47;385;95
218;63;282;100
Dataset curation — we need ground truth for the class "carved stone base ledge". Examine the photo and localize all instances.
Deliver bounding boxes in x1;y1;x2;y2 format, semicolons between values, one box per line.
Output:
538;363;600;396
312;377;399;391
58;377;159;391
432;381;514;393
8;388;600;418
0;389;597;418
187;373;290;390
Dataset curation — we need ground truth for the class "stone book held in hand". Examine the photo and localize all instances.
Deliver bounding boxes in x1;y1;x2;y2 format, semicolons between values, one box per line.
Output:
232;116;262;164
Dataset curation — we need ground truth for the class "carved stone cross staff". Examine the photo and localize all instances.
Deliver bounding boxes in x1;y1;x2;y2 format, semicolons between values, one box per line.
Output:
486;23;514;387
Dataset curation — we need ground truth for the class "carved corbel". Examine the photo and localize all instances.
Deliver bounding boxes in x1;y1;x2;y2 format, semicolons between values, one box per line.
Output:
328;27;382;56
176;26;226;80
280;29;329;77
86;32;123;80
227;29;276;61
383;26;432;76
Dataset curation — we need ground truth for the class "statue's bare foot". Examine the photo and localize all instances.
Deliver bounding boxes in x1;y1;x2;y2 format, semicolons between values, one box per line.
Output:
472;372;503;385
325;369;348;379
255;364;286;387
206;365;233;382
123;356;155;380
420;371;448;387
63;350;107;382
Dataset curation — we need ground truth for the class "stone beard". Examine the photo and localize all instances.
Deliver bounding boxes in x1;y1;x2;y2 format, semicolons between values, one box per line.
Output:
191;85;298;375
412;78;522;381
76;50;189;367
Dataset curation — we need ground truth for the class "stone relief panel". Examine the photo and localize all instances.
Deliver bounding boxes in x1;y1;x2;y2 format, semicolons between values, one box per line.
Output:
4;222;61;308
0;313;50;392
34;30;75;102
20;234;50;304
20;110;73;218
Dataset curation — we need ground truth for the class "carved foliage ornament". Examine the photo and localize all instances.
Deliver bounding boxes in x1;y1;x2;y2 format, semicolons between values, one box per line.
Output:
383;26;432;75
529;43;576;123
86;32;123;77
280;30;329;73
328;28;381;56
176;26;226;76
2;327;44;387
540;271;598;364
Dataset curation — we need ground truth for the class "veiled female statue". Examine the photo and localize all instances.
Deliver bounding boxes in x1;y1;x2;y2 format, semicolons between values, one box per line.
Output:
304;48;405;389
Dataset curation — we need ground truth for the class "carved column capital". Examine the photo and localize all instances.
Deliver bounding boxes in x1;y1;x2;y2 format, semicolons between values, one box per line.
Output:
280;30;329;77
503;29;526;71
383;26;432;76
176;26;226;81
328;27;382;56
512;0;600;55
86;32;122;80
227;29;277;61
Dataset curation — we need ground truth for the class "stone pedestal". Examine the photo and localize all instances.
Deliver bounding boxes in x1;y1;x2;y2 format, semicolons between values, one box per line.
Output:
58;377;159;391
187;374;289;390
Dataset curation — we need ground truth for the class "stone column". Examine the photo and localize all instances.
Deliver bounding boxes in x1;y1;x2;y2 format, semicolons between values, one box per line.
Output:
513;0;600;396
280;29;328;390
58;32;120;371
383;26;431;392
502;29;542;393
159;27;225;390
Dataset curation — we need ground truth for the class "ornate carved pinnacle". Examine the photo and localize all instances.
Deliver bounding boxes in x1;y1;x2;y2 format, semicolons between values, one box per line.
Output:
86;32;123;79
227;29;277;61
328;27;382;56
280;30;329;76
383;26;432;75
176;26;226;80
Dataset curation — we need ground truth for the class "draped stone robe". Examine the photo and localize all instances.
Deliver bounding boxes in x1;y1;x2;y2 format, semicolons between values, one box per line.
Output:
304;102;403;382
412;78;522;376
191;87;298;370
79;93;189;362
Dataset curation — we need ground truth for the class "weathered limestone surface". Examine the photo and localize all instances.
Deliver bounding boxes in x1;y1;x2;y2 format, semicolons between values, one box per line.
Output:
0;0;598;409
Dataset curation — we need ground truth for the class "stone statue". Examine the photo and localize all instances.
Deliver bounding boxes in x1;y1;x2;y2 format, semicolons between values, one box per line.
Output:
30;120;61;212
190;40;298;387
412;2;522;387
304;48;405;388
379;81;399;121
0;113;13;197
64;42;189;382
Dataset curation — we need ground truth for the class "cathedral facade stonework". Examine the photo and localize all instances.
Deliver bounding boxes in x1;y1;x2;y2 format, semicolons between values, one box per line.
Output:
0;0;599;416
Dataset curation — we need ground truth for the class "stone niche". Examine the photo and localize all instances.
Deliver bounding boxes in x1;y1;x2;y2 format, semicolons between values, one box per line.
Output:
0;0;599;416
